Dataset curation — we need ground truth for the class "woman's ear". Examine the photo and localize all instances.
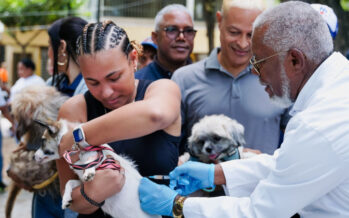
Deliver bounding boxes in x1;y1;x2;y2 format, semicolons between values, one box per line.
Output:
58;40;67;55
129;49;138;68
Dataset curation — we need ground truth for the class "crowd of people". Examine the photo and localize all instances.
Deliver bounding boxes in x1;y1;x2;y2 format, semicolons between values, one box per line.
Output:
1;0;349;218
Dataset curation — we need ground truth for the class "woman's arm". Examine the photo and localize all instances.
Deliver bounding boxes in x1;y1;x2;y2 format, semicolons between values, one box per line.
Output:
59;79;181;153
56;95;125;214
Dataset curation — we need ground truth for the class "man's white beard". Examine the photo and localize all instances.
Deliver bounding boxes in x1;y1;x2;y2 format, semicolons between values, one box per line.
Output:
270;66;293;108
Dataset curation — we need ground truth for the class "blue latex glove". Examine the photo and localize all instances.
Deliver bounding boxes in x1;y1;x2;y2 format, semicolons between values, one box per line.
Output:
139;177;178;216
169;161;215;196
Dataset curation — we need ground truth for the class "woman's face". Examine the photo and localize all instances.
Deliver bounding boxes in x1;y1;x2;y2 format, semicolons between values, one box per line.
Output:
78;47;137;110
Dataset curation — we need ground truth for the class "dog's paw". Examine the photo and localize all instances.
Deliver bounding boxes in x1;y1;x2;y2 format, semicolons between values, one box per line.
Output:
62;193;73;209
62;199;72;209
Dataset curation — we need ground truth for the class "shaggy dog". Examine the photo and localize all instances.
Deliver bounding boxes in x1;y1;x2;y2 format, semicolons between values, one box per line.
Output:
34;119;159;218
187;114;246;164
180;114;256;197
5;86;68;218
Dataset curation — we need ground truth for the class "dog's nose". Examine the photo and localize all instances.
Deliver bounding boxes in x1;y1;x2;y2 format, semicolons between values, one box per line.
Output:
205;147;212;153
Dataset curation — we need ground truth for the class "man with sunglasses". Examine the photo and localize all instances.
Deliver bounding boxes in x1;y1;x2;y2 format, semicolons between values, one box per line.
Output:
172;0;288;156
135;4;195;81
138;2;349;217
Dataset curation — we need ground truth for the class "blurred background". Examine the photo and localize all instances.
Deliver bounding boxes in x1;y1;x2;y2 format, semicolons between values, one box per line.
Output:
0;0;348;87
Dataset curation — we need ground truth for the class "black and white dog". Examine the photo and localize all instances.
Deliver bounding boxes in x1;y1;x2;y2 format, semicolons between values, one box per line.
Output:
34;119;159;218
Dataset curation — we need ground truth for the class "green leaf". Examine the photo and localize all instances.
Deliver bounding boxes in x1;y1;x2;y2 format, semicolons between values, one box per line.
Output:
0;0;85;28
341;0;349;11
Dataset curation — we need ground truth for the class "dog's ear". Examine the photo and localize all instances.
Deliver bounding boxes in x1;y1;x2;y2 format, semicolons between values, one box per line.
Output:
34;119;58;135
223;119;246;147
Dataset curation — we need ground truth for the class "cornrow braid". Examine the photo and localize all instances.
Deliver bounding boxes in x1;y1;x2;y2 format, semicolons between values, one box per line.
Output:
81;23;93;54
85;24;95;54
102;20;113;29
94;22;104;51
76;20;133;57
130;40;143;56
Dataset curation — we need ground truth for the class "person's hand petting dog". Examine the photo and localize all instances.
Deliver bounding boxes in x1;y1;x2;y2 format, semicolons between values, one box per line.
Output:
169;161;215;196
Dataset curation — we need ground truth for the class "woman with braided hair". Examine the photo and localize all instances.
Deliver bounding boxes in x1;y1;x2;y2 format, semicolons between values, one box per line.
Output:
56;20;181;217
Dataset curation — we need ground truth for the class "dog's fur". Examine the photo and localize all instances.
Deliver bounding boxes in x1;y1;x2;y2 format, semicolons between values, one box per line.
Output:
34;119;159;218
180;115;257;197
187;114;246;164
5;86;68;218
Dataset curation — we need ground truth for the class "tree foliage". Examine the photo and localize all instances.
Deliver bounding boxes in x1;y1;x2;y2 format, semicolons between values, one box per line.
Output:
0;0;85;57
0;0;84;29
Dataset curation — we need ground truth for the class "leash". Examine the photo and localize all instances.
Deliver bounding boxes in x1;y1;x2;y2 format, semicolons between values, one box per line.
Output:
63;145;120;171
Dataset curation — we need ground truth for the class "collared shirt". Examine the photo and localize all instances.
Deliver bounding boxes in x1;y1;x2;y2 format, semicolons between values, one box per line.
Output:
57;73;87;97
135;58;173;80
135;57;192;81
172;48;287;154
183;52;349;218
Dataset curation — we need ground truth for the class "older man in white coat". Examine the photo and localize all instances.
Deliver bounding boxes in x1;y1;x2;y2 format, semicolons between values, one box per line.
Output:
138;1;349;218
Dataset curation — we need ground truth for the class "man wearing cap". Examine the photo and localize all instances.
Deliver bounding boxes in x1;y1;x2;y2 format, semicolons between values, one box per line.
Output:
135;4;195;80
138;37;157;70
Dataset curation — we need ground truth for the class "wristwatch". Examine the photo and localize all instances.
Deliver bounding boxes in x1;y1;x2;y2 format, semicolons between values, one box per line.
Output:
72;125;89;146
172;195;186;218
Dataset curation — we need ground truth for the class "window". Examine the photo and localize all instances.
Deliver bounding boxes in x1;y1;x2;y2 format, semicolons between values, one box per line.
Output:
40;47;50;80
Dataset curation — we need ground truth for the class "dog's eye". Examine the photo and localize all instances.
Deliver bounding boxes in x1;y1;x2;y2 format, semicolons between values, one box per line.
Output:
44;150;54;155
212;135;221;142
197;140;204;145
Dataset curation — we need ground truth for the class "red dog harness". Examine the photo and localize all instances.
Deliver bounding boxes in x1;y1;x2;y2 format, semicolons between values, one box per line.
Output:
63;145;120;171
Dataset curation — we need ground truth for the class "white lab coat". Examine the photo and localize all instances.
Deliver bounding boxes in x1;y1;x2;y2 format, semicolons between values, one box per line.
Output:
183;52;349;218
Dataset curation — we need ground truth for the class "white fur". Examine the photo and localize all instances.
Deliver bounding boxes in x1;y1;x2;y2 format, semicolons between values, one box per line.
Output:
34;119;159;218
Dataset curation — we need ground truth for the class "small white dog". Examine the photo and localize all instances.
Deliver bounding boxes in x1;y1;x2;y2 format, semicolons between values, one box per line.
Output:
180;114;256;165
34;119;159;218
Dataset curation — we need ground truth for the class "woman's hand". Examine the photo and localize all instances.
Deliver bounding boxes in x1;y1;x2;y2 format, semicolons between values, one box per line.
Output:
70;167;126;214
58;121;78;156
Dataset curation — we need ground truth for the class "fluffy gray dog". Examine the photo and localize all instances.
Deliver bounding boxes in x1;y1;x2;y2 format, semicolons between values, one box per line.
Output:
187;114;246;164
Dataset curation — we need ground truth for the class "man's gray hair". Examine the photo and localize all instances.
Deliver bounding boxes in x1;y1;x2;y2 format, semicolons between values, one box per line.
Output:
253;1;333;65
154;4;193;31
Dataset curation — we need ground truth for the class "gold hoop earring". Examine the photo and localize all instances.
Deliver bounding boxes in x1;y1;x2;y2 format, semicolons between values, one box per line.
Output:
57;53;67;66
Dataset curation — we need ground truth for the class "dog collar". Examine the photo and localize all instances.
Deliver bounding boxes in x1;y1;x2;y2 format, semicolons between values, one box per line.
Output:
32;172;59;190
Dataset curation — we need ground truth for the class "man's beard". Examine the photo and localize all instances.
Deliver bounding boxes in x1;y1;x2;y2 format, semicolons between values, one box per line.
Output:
270;66;293;108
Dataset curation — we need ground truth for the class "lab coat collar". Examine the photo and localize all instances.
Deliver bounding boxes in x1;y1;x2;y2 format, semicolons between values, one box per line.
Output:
290;52;347;116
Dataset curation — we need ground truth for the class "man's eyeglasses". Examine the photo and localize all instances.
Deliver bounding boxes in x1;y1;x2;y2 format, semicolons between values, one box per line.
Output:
250;51;287;76
163;26;197;40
